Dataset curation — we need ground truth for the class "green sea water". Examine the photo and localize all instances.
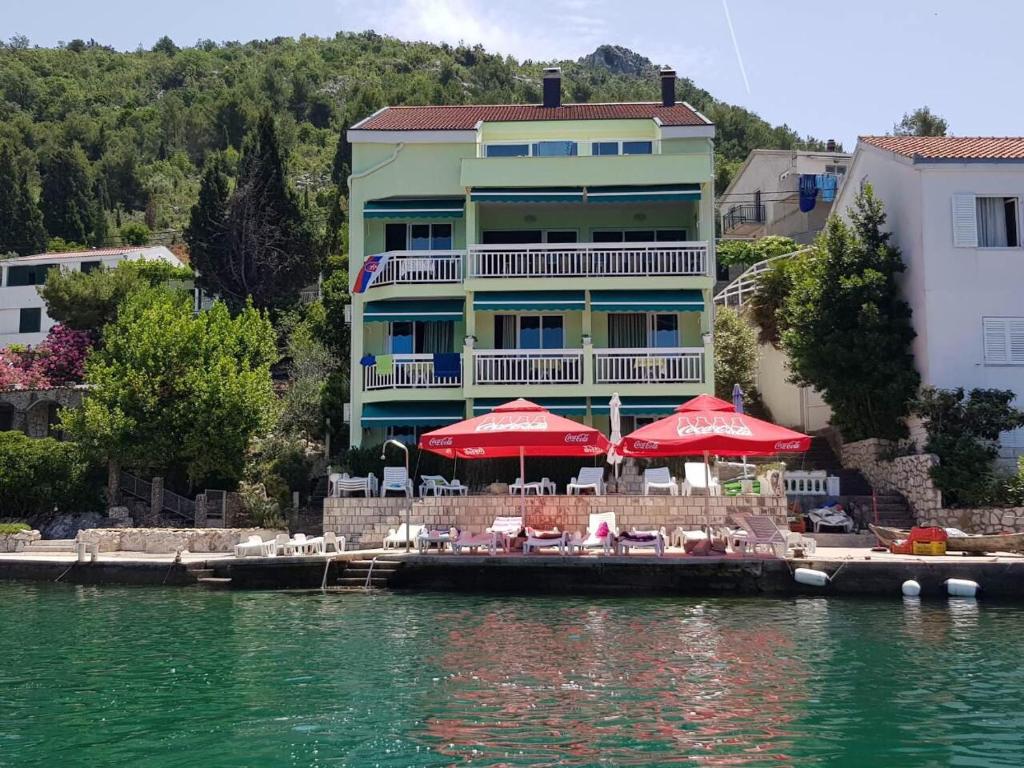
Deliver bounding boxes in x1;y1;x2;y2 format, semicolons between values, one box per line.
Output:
2;584;1023;767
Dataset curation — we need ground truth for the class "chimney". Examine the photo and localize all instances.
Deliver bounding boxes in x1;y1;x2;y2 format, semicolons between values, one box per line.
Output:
660;67;677;107
542;67;561;109
826;138;836;152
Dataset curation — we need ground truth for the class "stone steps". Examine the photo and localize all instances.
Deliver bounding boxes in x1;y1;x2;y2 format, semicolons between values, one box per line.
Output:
337;558;403;589
23;539;77;552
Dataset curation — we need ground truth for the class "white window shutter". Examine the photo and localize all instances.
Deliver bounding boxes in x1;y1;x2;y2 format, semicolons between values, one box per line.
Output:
952;194;978;247
984;318;1008;364
1009;319;1024;364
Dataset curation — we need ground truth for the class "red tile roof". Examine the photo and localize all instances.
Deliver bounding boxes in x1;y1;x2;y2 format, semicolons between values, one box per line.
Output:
860;136;1024;161
354;102;710;131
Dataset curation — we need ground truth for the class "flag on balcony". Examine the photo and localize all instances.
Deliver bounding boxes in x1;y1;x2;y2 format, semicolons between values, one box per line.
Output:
353;253;391;293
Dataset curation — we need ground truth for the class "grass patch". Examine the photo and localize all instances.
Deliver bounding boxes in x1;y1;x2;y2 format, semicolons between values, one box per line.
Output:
0;522;31;535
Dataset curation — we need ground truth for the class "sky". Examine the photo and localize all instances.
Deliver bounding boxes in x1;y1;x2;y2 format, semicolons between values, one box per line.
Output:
3;0;1022;149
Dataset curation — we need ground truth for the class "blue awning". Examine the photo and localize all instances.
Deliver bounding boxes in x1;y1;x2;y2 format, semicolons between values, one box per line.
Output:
363;198;464;219
473;291;586;312
586;184;701;204
591;396;692;415
590;290;704;313
470;187;584;203
472;397;587;416
361;401;465;428
363;299;464;323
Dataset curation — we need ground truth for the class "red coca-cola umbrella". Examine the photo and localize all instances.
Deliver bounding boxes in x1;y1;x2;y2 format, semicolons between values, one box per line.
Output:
618;396;810;529
419;399;611;515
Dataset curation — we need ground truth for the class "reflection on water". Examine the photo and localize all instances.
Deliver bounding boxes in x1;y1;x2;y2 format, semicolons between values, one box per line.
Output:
2;585;1024;767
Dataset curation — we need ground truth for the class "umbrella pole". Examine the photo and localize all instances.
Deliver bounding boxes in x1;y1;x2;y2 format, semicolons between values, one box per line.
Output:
520;446;526;523
703;449;712;533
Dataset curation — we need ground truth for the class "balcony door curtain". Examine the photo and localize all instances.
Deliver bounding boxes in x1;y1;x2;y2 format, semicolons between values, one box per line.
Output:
390;321;453;354
977;197;1009;247
608;313;646;348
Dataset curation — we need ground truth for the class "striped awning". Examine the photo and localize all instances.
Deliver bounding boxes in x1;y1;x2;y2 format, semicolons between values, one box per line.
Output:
591;396;691;415
473;290;586;312
472;397;587;416
363;198;464;219
586;184;701;203
363;299;464;323
361;401;465;428
589;289;704;313
470;187;584;204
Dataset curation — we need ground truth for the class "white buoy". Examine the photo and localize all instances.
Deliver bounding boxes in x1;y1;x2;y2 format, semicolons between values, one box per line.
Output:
945;578;979;598
794;567;830;587
902;580;921;597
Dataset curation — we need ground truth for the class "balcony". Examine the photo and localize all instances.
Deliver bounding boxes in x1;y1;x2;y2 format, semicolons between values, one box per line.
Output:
474;349;583;385
366;251;463;288
468;241;708;279
593;347;705;384
363;354;461;390
722;204;766;236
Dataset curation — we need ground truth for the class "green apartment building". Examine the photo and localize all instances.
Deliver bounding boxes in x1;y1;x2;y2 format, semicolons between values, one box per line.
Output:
347;67;716;447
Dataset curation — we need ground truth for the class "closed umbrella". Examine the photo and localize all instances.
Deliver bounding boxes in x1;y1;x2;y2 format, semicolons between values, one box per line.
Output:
606;393;623;481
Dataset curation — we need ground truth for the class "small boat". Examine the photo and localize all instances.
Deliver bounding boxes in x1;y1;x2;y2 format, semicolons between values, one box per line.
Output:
869;524;1024;555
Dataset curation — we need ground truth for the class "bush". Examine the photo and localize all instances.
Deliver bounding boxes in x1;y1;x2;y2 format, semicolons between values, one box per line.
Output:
717;236;799;268
914;387;1024;507
1005;458;1024;506
119;222;151;246
0;522;30;535
0;433;102;520
237;481;285;528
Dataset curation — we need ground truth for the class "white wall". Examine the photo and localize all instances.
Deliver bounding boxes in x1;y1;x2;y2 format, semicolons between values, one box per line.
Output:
756;341;832;432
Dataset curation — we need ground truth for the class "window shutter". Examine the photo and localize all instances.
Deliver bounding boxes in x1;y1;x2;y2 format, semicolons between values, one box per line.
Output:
1009;319;1024;364
952;194;978;247
984;318;1009;363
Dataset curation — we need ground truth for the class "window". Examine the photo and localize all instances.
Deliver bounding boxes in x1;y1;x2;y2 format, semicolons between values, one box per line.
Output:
19;307;41;334
532;141;577;157
486;144;530;157
385;223;452;251
481;230;577;244
495;315;564;350
983;317;1024;365
385;425;417;445
649;314;679;348
7;264;57;287
388;321;454;355
591;140;653;155
824;164;847;177
978;197;1020;248
593;229;687;243
622;141;653;155
593;141;619;156
80;261;101;274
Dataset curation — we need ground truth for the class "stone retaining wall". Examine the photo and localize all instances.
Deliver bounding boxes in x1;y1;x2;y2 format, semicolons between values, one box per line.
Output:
841;438;1024;534
76;527;285;553
323;494;788;548
0;530;41;553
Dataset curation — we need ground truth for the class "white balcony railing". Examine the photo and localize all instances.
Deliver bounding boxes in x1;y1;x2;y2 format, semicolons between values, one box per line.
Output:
474;349;583;385
366;250;463;288
593;347;705;384
468;241;707;279
363;353;461;390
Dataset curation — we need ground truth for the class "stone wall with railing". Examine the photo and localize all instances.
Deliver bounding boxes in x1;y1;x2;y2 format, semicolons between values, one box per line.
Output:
841;438;1024;534
323;494;788;548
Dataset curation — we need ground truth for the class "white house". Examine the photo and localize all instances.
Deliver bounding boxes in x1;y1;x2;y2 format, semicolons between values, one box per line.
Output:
0;246;184;346
834;136;1024;457
719;145;851;244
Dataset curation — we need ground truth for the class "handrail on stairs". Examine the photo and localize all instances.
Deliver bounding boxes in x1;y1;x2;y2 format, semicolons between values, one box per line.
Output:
713;248;813;309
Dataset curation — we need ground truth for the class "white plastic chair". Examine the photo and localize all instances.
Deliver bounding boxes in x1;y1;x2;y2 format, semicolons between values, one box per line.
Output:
643;467;679;496
567;467;605;496
419;475;467;496
322;531;346;554
380;467;413;497
567;512;618;555
681;462;721;497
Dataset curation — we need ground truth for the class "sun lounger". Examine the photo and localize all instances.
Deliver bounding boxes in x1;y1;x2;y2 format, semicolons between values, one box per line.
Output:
681;462;721;496
417;527;458;553
669;527;706;549
234;534;275;557
643;467;679;496
330;472;378;497
728;512;788;556
383;523;424;548
523;527;567;554
486;516;523;551
380;466;413;497
617;528;667;556
567;512;617;555
452;531;497;555
567;467;605;496
419;475;468;496
278;532;322;556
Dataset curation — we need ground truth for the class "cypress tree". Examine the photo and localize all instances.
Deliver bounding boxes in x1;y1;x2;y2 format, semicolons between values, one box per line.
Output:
0;146;47;255
39;145;95;246
184;153;231;295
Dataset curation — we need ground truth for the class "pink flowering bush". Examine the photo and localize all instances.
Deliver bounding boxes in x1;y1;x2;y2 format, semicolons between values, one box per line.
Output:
0;325;93;390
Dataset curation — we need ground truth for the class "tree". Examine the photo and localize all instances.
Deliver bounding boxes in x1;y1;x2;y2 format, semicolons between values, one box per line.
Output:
893;106;948;137
39;259;192;332
279;303;337;439
781;185;919;440
39;145;96;245
119;221;151;246
62;289;278;500
0;432;99;520
184;152;231;286
714;306;760;405
0;145;48;256
749;256;802;347
914;388;1024;507
187;114;319;311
